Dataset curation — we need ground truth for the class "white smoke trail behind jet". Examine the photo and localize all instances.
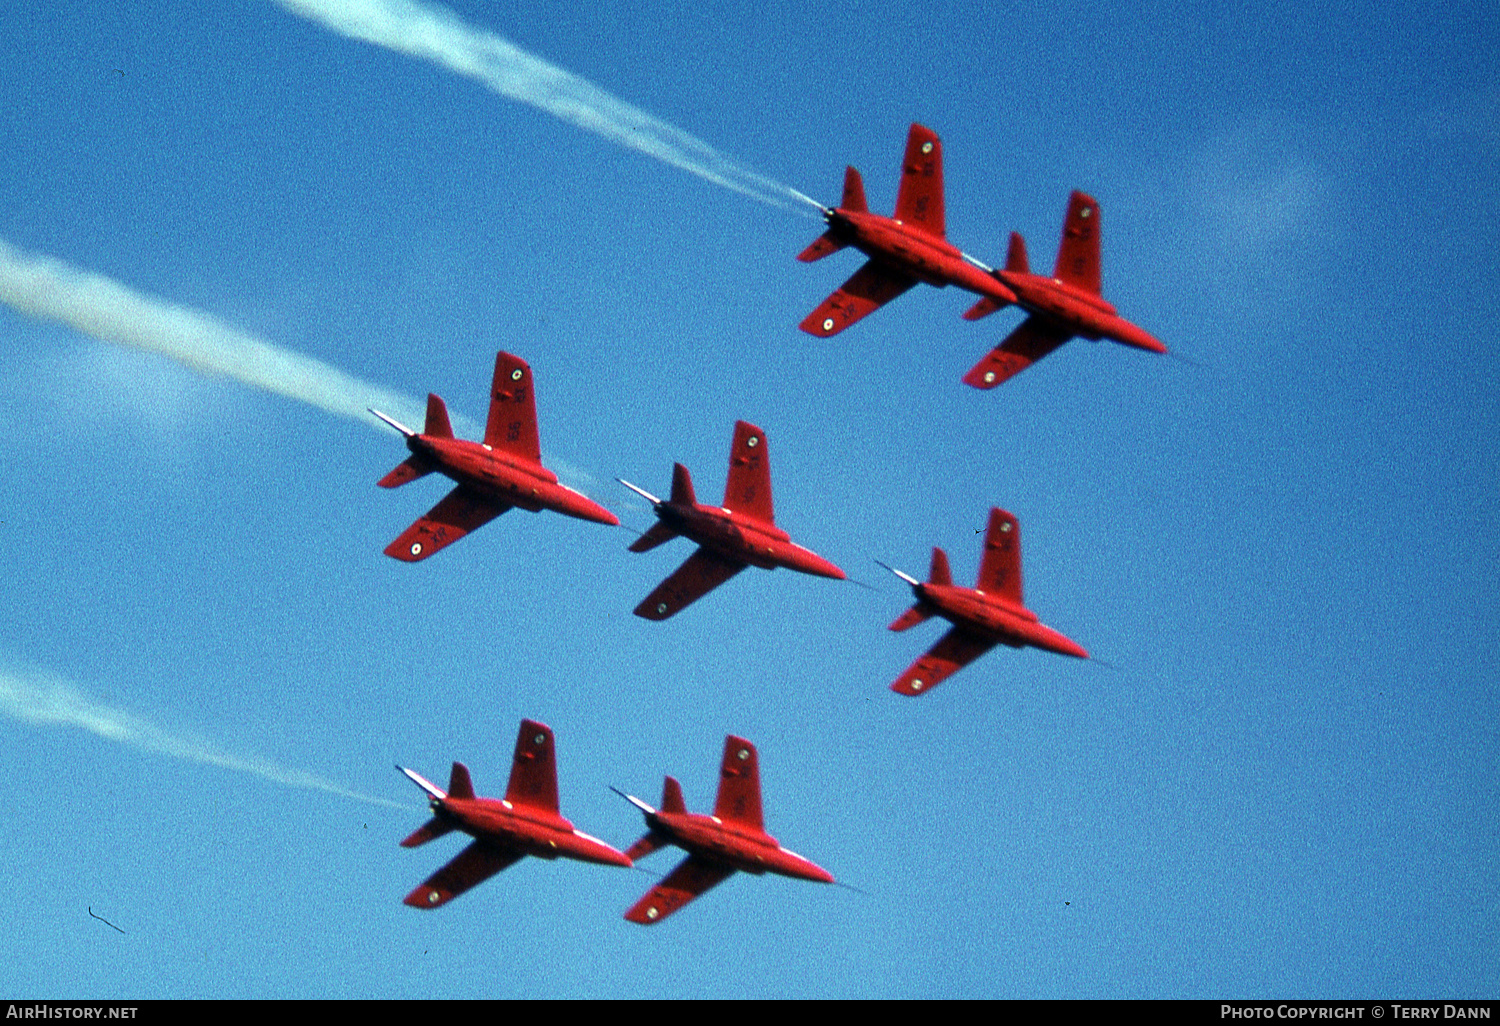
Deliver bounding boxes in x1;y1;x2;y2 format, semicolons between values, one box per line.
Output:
273;0;822;215
0;237;430;432
0;663;405;809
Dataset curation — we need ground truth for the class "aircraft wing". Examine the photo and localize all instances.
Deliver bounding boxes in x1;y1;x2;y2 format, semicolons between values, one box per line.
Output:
383;485;510;562
633;548;747;620
961;317;1073;389
799;261;917;338
890;626;999;696
723;421;773;525
504;719;560;815
713;735;764;833
402;841;524;909
483;351;542;462
623;854;736;925
975;507;1024;604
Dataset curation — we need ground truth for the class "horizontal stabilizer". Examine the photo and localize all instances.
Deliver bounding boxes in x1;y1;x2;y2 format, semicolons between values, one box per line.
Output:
399;817;455;849
962;295;1006;321
624;830;670;862
888;603;932;632
628;521;679;553
377;455;432;489
798;232;845;263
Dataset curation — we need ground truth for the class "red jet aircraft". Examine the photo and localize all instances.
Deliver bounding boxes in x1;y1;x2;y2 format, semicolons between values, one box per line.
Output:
961;191;1167;387
797;122;1018;337
398;718;631;909
370;351;618;561
880;508;1088;696
617;420;845;620
614;735;834;925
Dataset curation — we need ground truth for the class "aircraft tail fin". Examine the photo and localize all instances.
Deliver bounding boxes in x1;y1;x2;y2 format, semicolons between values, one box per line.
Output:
660;775;687;816
669;463;697;506
929;546;953;587
1006;231;1031;274
1052;191;1102;295
446;761;476;802
423;393;455;440
841;165;868;214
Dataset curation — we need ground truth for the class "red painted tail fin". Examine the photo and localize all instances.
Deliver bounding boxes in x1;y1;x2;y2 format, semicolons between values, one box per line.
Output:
483;352;542;462
713;736;764;833
1052;191;1102;295
424;393;454;440
1006;232;1031;274
975;507;1024;604
504;719;560;815
841;165;868;214
669;463;697;506
894;123;944;237
446;761;476;801
660;775;687;815
723;421;773;524
929;547;953;587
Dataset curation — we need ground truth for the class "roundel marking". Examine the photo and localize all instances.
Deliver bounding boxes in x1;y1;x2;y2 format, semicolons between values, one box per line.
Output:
410;543;423;556
1000;521;1012;532
822;317;835;332
737;747;750;761
533;733;546;746
983;371;996;384
1080;207;1093;218
511;368;524;380
921;141;933;154
747;436;758;448
646;906;660;920
657;602;669;615
911;679;925;691
426;890;441;904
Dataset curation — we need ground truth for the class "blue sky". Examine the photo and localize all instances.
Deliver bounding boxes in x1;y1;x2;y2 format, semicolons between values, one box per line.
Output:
1;0;1495;999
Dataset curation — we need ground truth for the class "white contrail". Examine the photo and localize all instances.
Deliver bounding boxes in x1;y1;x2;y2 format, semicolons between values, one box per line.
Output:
0;663;405;810
272;0;822;215
0;237;431;432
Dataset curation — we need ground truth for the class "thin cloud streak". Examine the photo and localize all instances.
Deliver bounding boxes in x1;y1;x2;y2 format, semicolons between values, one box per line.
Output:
273;0;820;215
0;237;431;431
0;663;405;810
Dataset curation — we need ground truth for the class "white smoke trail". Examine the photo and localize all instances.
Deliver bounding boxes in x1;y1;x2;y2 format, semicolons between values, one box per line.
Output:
0;663;405;809
0;237;430;432
272;0;821;215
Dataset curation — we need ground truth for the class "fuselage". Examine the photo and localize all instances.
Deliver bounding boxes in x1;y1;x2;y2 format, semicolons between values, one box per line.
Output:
655;500;845;579
917;581;1088;659
430;795;630;867
645;809;833;883
830;209;1018;305
410;434;618;525
995;269;1165;354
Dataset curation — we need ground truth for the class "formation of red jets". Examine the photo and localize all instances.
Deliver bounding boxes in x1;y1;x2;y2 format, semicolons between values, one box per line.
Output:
384;123;1163;922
